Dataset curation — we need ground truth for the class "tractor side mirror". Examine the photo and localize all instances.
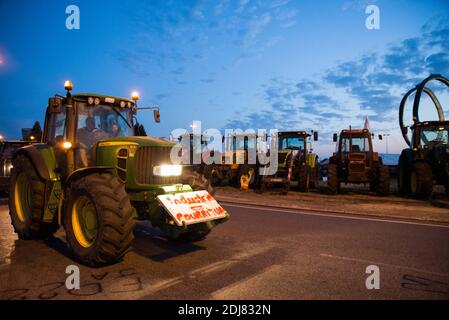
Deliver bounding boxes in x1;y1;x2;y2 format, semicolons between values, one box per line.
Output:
48;97;63;113
153;110;160;123
333;133;338;142
313;131;318;141
378;135;383;140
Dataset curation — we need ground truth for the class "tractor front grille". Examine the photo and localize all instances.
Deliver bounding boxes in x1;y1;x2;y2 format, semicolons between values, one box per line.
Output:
134;146;180;185
349;163;366;173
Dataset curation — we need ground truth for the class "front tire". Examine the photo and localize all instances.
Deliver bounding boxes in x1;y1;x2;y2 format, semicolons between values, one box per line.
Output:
182;170;215;195
298;165;310;192
64;173;134;267
327;164;339;195
9;155;57;239
410;162;433;199
375;165;390;197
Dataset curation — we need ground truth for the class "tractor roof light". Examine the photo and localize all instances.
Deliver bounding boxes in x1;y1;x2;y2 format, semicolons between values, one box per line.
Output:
131;91;139;102
30;135;35;141
62;141;72;150
64;80;73;92
0;135;4;140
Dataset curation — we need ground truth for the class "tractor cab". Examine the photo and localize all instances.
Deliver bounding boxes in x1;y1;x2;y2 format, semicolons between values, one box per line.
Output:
45;94;136;168
258;130;319;194
277;131;312;169
223;132;257;164
328;128;389;195
332;129;380;182
411;121;449;150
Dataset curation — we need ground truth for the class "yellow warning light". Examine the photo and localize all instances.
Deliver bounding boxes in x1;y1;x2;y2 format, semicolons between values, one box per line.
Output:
64;80;73;91
131;91;139;101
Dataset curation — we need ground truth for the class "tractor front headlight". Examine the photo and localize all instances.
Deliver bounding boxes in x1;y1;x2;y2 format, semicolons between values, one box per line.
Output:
153;164;182;176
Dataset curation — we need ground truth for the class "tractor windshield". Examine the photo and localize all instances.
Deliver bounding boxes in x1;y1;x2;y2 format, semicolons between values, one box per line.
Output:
279;135;305;150
420;126;449;145
76;103;133;146
75;103;134;167
228;135;256;151
341;134;370;153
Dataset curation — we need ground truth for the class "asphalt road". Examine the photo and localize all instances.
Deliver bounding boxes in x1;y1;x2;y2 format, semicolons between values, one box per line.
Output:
0;201;448;300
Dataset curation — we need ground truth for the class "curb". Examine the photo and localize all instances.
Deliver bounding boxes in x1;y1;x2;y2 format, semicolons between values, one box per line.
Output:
215;195;449;225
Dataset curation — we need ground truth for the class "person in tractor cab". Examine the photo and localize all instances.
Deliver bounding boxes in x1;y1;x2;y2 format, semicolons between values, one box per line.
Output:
108;118;121;138
77;116;98;167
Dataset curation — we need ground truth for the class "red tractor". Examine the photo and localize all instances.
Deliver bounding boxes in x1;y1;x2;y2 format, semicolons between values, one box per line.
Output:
327;129;390;196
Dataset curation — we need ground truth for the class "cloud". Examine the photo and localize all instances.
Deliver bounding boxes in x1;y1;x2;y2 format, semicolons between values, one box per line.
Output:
115;0;298;79
224;16;449;145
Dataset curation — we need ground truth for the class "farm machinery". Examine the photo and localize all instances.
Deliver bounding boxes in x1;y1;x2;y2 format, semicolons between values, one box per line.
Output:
327;128;390;196
8;81;229;266
259;130;319;194
203;132;260;189
398;74;449;199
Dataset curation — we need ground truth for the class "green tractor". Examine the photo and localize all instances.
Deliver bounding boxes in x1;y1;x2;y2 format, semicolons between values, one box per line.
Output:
8;81;229;266
398;74;449;199
259;131;319;193
327;129;390;196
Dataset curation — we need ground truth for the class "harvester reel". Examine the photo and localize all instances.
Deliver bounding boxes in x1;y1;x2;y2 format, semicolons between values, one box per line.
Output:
399;75;449;146
399;83;445;146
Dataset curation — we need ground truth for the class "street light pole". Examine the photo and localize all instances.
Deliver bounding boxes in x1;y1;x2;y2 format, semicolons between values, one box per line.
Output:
382;134;391;154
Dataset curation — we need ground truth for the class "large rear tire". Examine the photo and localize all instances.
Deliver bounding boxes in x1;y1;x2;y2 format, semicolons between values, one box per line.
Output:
398;154;411;195
375;165;390;197
410;162;433;199
327;164;339;195
9;155;57;239
64;173;134;267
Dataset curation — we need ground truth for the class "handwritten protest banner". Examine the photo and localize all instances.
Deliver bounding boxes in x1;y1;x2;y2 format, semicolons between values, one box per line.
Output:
157;191;228;226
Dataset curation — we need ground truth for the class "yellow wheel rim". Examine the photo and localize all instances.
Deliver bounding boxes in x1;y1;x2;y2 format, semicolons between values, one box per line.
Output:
71;196;98;248
14;172;32;223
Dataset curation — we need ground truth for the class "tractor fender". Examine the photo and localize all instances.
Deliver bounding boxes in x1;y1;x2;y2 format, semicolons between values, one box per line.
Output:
66;166;114;187
14;144;52;180
60;167;115;225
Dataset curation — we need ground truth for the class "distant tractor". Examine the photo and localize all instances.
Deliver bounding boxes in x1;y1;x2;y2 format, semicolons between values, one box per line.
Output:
327;129;390;196
398;74;449;198
203;132;259;189
259;130;319;194
0;140;35;193
8;81;229;266
176;133;214;194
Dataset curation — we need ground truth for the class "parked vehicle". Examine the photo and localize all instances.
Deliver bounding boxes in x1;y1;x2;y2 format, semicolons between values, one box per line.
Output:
328;129;390;196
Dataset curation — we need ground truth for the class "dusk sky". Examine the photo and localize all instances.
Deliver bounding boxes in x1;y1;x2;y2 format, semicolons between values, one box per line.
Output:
1;0;449;158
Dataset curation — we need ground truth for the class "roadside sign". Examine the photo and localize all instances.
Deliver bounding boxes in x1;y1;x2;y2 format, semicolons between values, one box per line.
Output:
157;190;228;226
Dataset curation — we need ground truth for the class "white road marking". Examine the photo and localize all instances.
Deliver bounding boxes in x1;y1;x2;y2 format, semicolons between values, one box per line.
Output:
320;253;449;278
221;202;449;229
